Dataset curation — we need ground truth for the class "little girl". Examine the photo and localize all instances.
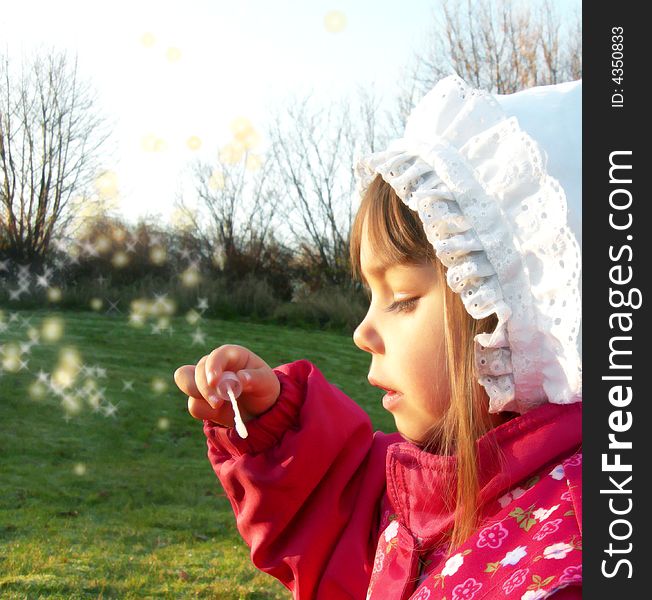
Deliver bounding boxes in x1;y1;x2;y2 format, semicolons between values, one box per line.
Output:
174;75;582;599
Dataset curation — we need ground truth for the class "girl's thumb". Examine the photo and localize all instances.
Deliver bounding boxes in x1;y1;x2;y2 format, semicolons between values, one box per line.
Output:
237;369;253;391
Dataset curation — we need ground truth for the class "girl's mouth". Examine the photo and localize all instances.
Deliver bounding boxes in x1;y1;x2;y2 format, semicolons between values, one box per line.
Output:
381;390;402;411
368;378;402;411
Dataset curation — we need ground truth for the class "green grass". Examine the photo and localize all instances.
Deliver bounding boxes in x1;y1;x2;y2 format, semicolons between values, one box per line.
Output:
0;308;395;599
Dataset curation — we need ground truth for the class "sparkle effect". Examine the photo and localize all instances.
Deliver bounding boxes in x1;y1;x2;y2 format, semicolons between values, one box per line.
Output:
2;227;211;423
0;312;120;420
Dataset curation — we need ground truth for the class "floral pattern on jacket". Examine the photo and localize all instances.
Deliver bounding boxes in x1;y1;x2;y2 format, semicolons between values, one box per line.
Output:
366;453;582;600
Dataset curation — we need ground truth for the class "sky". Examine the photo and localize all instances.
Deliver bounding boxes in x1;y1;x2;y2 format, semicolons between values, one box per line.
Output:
1;0;580;225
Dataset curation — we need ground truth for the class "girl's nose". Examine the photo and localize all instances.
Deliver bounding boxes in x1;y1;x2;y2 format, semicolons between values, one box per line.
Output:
353;313;383;355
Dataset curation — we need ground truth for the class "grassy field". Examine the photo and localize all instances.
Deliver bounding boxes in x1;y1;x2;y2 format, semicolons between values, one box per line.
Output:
0;308;395;599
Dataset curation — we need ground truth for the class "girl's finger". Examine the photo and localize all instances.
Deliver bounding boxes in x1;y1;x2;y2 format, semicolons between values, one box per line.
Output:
205;345;250;388
195;354;221;408
173;365;202;398
187;395;231;425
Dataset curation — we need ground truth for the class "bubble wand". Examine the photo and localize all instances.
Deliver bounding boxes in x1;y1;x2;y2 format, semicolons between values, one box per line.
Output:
215;372;248;439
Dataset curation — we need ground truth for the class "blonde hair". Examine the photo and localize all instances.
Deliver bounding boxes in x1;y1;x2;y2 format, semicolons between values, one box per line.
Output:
349;174;503;549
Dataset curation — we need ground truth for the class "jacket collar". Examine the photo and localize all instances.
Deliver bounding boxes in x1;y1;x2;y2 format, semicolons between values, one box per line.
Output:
384;401;582;546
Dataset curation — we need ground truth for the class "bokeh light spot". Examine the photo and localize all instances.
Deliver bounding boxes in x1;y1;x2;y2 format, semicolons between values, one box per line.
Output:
153;296;176;317
53;368;74;389
1;343;22;372
158;417;170;430
324;10;347;33
42;317;64;342
181;266;201;287
95;171;119;199
129;312;145;327
186;136;202;151
219;141;245;165
47;287;62;302
112;227;127;243
29;380;47;401
185;309;200;325
142;134;167;153
141;32;156;47
150;246;167;265
60;347;81;368
170;208;195;231
166;47;182;62
154;138;167;152
242;130;261;150
112;251;129;268
141;133;157;152
152;377;168;394
230;118;261;150
90;298;103;311
74;463;87;476
231;117;253;140
246;153;262;171
62;395;82;415
52;347;82;390
95;235;111;254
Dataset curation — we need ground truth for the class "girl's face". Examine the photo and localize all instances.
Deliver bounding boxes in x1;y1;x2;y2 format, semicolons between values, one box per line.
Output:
353;220;449;444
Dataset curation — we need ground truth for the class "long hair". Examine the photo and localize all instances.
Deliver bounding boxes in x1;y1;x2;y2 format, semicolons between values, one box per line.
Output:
349;174;502;549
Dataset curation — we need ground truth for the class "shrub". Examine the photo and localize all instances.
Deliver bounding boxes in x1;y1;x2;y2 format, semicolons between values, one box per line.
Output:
272;284;367;332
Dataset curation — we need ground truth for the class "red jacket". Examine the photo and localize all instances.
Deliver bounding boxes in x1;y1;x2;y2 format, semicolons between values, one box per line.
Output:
203;360;582;599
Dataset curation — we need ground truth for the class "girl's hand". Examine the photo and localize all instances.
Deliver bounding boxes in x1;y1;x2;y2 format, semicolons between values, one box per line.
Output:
173;344;281;427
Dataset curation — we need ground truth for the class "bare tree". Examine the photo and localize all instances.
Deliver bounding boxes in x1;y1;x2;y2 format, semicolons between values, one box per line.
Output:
562;8;582;81
396;0;581;127
0;50;108;265
386;61;424;140
267;89;391;289
176;151;283;278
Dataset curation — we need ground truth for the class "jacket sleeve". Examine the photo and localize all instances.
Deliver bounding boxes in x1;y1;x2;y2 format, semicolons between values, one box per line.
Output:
202;359;400;599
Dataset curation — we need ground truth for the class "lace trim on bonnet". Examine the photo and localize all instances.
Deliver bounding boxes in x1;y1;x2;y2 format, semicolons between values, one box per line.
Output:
355;76;581;414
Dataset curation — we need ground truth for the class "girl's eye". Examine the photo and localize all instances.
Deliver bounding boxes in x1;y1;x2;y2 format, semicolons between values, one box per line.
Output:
386;297;419;313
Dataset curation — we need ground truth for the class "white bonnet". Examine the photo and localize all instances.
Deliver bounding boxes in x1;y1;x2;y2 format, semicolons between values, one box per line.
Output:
355;75;582;414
